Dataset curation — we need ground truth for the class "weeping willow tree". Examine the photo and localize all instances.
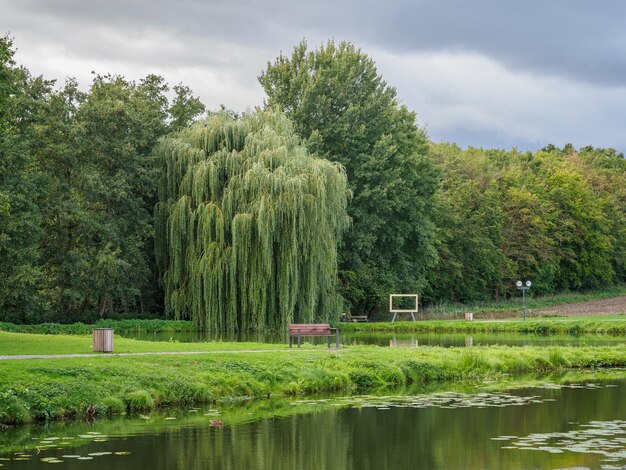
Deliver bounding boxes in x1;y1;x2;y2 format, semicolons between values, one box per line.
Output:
154;110;350;332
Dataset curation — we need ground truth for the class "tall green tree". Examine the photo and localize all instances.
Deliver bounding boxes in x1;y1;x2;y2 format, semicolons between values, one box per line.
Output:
34;79;86;319
427;143;625;301
260;40;439;316
29;72;206;321
68;74;171;316
426;144;511;302
154;110;350;331
541;151;614;289
578;146;626;283
0;36;51;321
169;84;206;132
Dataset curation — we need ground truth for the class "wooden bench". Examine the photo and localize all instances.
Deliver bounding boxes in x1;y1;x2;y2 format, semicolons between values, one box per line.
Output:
288;324;340;349
349;315;369;322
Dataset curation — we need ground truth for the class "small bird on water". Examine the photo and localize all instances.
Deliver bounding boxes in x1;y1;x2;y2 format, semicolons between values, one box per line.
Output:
209;419;223;428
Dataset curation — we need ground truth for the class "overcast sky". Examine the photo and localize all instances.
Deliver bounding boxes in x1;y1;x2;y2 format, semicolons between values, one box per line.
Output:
4;0;626;152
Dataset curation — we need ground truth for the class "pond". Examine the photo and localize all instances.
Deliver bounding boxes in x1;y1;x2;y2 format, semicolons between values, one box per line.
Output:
3;372;626;469
119;329;626;348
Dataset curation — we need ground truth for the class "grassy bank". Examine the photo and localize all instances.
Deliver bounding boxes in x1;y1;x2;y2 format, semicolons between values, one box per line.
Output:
0;331;284;356
339;317;626;335
0;319;195;335
1;332;626;426
5;316;626;340
3;367;623;456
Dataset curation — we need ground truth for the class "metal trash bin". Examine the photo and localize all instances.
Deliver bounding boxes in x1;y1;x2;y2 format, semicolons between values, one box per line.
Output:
93;328;114;352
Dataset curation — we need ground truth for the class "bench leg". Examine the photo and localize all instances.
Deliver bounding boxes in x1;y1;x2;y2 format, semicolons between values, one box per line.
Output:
327;336;331;349
289;337;292;348
297;331;301;348
336;329;340;349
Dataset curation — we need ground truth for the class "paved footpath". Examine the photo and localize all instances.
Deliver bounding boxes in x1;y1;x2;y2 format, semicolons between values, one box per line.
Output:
0;348;337;361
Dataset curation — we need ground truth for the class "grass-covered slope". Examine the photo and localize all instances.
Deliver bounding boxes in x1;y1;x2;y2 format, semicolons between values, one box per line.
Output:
1;331;626;425
0;331;283;356
339;317;626;335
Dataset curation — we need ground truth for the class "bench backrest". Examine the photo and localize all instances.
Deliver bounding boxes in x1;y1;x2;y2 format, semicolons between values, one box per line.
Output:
289;323;331;335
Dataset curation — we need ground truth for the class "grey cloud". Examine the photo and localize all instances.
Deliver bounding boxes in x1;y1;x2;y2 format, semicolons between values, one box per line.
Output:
315;0;626;87
3;0;626;151
11;0;626;86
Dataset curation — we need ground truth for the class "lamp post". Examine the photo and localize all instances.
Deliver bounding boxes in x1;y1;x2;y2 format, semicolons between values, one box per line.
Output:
516;280;532;321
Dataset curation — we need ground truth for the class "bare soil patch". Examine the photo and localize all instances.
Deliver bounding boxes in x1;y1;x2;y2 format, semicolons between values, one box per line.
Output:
536;295;626;317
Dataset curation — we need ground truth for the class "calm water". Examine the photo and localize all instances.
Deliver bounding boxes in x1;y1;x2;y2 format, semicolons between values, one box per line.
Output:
3;373;626;469
119;329;626;348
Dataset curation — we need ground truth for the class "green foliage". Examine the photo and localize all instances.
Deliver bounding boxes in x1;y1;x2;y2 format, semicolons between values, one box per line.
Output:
548;348;570;368
125;390;155;412
3;341;626;424
260;40;439;316
398;360;447;383
0;35;49;322
427;149;511;301
339;317;626;335
459;350;490;375
0;36;207;323
169;84;206;131
0;319;195;335
0;392;31;425
2;34;626;322
0;330;285;356
426;143;626;302
58;73;171;318
155;110;350;331
101;396;126;415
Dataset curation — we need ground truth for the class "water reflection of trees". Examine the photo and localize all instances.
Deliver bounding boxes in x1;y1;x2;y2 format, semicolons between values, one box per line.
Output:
129;383;626;469
4;381;626;469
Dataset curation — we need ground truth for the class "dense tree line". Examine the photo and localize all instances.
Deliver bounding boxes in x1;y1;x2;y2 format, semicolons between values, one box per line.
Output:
426;143;626;302
0;36;204;322
1;35;625;325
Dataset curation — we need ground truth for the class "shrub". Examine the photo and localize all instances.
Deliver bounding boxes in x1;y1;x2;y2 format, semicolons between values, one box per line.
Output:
0;319;197;335
278;381;297;396
125;390;154;412
374;363;406;386
459;350;490;373
191;384;213;403
101;396;126;415
348;369;382;390
399;360;447;383
298;367;350;393
0;393;31;425
548;348;570;368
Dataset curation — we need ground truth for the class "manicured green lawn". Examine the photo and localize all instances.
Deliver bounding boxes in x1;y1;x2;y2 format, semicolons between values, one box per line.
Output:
0;331;286;356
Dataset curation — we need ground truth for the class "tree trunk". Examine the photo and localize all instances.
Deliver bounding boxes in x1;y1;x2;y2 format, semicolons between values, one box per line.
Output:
99;295;112;317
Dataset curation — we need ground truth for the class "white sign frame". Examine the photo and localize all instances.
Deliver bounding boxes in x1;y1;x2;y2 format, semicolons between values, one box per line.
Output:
389;294;419;322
